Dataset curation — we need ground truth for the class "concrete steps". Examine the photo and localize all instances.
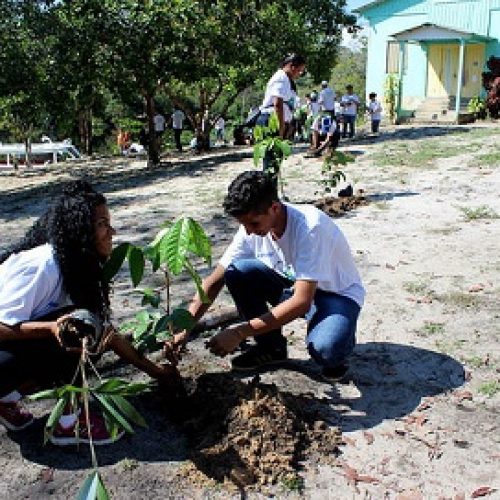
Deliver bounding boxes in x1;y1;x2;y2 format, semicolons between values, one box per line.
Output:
409;96;474;124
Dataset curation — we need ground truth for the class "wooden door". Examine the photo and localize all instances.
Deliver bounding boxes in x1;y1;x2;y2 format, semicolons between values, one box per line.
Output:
462;44;485;98
427;44;459;97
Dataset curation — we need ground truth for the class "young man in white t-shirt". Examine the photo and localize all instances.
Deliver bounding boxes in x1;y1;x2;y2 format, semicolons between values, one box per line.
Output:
171;108;186;152
340;84;360;139
318;81;336;116
165;171;365;382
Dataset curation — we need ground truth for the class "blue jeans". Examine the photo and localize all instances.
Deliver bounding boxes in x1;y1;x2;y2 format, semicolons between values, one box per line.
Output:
342;114;356;138
224;259;361;368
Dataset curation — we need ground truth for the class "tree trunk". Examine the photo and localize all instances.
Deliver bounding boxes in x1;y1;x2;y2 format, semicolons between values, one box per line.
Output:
78;109;93;155
145;93;159;166
24;136;32;169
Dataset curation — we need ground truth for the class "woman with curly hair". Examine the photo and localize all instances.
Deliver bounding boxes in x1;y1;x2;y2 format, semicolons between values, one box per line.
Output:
0;180;177;445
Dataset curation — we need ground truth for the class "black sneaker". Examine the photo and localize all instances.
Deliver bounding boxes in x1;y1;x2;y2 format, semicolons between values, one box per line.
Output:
231;345;288;372
321;363;349;383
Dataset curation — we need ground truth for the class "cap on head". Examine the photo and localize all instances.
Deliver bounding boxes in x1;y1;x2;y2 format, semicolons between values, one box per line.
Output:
321;81;328;87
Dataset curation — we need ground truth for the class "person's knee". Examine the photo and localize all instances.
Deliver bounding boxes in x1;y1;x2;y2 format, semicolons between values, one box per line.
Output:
224;259;260;287
307;320;356;365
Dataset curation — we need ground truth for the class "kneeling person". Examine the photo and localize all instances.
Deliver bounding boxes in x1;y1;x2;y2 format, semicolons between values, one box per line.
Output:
166;171;365;382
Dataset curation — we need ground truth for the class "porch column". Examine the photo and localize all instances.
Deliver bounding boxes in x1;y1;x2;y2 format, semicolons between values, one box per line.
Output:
456;38;465;116
396;41;405;122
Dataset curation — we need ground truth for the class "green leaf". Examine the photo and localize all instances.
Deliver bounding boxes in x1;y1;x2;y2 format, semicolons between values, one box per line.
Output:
77;471;99;500
127;245;145;287
44;395;69;444
102;243;130;283
170;308;196;331
185;218;211;265
109;395;147;428
92;393;134;434
139;288;161;308
77;471;110;500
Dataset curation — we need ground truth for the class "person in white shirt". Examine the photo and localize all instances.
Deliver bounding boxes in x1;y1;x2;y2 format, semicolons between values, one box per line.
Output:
0;181;178;442
367;92;383;134
318;81;336;116
340;85;360;138
257;54;306;187
164;171;364;383
214;116;225;143
153;112;166;139
171;108;186;152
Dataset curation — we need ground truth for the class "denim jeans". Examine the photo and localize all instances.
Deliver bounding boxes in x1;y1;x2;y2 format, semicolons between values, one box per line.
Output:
342;114;356;138
224;259;361;368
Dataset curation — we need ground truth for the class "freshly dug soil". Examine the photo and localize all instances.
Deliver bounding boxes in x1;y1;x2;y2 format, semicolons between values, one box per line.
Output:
166;373;342;490
314;195;368;217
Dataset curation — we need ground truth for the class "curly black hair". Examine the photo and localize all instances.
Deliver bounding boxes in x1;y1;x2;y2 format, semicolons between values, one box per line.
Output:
0;180;111;321
222;171;279;217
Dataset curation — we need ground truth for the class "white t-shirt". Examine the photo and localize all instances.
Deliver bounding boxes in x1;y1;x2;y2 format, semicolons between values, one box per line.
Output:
153;114;165;132
219;203;365;307
341;93;360;116
171;110;185;130
0;244;72;326
368;100;383;121
308;101;320;117
319;86;336;112
260;69;296;123
215;117;225;130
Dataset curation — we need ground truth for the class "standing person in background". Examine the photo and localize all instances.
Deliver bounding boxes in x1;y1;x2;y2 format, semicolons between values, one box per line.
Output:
367;92;383;135
318;81;336;118
340;85;360;139
256;54;306;187
171;107;185;152
215;116;225;144
153;112;166;147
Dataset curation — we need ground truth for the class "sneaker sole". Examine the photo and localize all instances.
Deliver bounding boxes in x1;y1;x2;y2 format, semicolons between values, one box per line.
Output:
0;414;35;431
49;430;125;446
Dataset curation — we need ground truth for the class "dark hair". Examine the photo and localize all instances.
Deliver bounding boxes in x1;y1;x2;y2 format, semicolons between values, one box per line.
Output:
281;53;306;68
369;92;377;99
0;180;111;321
223;171;278;217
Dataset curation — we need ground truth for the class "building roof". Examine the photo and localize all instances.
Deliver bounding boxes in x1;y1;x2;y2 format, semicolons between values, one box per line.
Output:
391;23;493;42
353;0;387;13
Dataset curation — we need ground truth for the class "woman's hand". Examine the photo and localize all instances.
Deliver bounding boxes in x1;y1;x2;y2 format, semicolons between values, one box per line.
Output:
163;330;189;366
206;323;248;357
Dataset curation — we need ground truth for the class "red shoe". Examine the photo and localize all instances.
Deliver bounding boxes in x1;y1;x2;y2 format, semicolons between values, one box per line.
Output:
0;401;34;431
49;410;124;446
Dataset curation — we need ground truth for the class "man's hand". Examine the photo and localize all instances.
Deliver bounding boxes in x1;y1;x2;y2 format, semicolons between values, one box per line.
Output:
206;323;248;357
163;331;189;366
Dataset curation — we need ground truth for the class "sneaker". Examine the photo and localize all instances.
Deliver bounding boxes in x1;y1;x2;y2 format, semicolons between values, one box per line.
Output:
0;401;34;431
321;363;349;383
49;411;124;446
231;345;288;372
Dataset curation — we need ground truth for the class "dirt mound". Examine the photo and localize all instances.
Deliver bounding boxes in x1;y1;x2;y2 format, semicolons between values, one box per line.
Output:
168;373;341;490
314;195;368;217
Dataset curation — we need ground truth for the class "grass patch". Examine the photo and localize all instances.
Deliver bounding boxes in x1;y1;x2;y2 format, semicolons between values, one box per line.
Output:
420;321;445;337
434;338;467;354
437;291;482;308
371;141;462;169
403;281;433;295
280;473;304;492
459;205;499;221
463;355;485;369
475;151;500;168
478;380;500;397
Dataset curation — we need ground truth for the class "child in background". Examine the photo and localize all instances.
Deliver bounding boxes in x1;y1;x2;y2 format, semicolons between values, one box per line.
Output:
367;92;383;134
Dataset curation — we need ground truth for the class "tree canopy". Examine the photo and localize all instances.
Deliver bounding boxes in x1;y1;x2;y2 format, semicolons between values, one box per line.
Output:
0;0;357;159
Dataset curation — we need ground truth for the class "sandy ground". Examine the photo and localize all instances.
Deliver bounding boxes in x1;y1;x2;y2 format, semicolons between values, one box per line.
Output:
0;123;499;499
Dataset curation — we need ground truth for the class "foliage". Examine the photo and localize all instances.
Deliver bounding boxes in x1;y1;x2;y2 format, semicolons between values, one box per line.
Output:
458;205;498;221
319;150;353;194
328;41;367;103
482;56;500;119
467;97;487;119
252;113;292;197
104;217;212;352
384;73;400;124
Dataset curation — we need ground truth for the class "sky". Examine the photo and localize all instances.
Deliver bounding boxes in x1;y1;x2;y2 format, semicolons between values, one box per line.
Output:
346;0;370;11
